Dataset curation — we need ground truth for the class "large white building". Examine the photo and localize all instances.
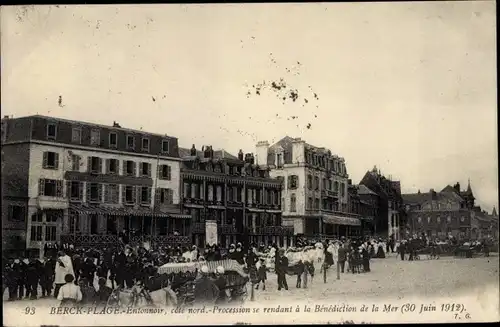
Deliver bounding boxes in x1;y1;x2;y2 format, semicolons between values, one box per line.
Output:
255;136;362;238
1;115;188;258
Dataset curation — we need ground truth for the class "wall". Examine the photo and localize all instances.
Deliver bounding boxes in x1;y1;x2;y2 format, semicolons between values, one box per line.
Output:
270;165;306;216
28;143;181;206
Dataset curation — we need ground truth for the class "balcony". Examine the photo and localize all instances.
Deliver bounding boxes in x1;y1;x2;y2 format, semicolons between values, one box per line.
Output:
218;224;238;234
254;226;294;236
321;190;338;198
192;222;205;233
36;196;69;210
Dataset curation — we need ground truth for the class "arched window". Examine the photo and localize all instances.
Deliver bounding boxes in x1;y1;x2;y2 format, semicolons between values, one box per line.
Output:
334;181;339;192
290;194;297;212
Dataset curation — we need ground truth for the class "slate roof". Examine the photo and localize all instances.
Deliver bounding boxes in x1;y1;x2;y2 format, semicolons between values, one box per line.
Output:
268;136;330;155
178;147;238;160
402;189;463;205
357;184;377;196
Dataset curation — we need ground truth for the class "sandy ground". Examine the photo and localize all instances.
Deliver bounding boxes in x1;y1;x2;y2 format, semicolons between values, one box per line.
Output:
3;252;499;307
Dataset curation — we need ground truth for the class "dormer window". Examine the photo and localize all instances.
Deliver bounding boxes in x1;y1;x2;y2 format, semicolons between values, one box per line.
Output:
109;132;118;148
142;137;150;152
276;153;283;168
127;135;135;150
47;123;57;141
162;140;169;153
90;129;100;146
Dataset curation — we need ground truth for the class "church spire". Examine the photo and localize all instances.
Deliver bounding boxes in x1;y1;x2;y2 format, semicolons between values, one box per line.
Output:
493;206;498;217
466;178;473;195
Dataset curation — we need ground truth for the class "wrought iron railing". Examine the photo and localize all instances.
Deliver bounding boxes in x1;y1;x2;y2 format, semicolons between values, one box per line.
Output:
254;226;294;235
218;224;238;234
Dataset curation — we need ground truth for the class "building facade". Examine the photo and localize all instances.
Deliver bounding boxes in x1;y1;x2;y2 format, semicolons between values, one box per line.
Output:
355;184;379;235
179;145;292;248
401;181;493;240
255;137;362;239
359;166;404;240
1;115;189;257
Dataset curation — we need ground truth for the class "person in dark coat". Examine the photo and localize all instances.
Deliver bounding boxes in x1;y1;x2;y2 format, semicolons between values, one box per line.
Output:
113;249;126;288
11;258;27;300
123;247;136;289
25;258;42;300
78;278;96;305
81;256;96;286
399;241;406;261
72;252;83;284
362;247;370;272
41;256;56;297
234;244;245;265
338;244;348;273
275;249;289;291
213;266;228;305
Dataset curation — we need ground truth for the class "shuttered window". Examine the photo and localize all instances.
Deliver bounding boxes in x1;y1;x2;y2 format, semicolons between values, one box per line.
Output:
124;160;136;176
288;175;298;189
140;162;151;177
87;183;102;203
71;154;81;171
39;179;63;197
66;181;83;201
88;156;102;174
106;159;119;174
104;184;119;203
140;186;152;205
158;164;171;180
290;194;297;212
42;152;59;169
90;129;100;146
122;185;136;205
155;188;173;205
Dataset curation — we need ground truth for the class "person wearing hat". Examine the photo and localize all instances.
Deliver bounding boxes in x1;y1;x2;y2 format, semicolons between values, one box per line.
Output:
193;265;219;305
275;249;289;291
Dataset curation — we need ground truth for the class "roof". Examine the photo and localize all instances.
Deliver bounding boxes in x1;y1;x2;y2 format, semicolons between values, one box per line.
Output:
178;147;238;160
268;136;295;154
402;189;463;205
16;114;178;140
357;184;377;196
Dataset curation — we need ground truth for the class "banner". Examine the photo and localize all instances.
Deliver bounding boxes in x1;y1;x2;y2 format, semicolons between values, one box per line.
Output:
206;220;218;246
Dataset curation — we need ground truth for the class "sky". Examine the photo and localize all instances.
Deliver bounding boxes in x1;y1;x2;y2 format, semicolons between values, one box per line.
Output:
1;2;497;212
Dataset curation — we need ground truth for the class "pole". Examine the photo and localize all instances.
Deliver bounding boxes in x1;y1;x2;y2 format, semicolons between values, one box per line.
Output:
250;282;255;301
152;153;160;248
336;259;340;280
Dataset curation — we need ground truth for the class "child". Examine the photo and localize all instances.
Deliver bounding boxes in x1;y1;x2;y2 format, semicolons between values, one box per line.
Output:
255;258;267;291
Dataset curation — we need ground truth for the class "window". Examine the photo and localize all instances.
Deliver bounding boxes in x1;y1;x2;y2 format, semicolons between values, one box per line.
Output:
157;188;173;205
162;139;169;153
32;212;43;222
282;197;285;211
127;135;135;149
142;137;150;151
208;185;214;201
42;151;59;169
45;226;57;242
46;123;57;140
290;194;297;212
334;181;339;192
140;162;151;177
123;185;136;205
90;129;100;146
308;197;313;209
67;181;83;201
216;186;222;202
159;164;171;180
125;160;136;176
140;186;151;205
8;205;25;221
39;179;63;197
88;183;102;203
328;180;332;190
104;184;119;203
227;187;233;201
71;154;81;171
307;175;313;189
323;178;327;190
89;156;102;174
288;175;298;189
30;225;42;241
109;132;118;148
314;176;319;190
276;153;283;167
106;159;119;174
72;127;82;144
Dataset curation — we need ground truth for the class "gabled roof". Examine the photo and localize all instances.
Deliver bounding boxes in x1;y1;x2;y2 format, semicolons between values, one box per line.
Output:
357;184;377;196
441;185;458;193
268;136;295;154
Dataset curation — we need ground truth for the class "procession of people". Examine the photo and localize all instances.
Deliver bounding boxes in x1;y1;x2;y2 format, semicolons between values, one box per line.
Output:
2;233;495;307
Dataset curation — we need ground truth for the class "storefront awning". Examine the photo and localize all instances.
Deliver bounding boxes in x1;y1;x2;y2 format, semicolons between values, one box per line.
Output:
69;204;190;219
322;215;361;226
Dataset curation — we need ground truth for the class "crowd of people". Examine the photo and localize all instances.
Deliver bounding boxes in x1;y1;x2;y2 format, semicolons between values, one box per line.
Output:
3;234;495;306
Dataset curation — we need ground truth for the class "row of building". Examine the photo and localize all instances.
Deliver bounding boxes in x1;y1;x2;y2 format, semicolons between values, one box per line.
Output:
2;115;498;257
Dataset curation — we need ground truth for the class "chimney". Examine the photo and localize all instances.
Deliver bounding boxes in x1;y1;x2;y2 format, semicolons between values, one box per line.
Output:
291;137;306;164
250;153;255;165
113;121;121;128
454;182;460;193
255;141;269;166
3;115;9;120
203;145;212;158
238;149;244;161
190;144;197;156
